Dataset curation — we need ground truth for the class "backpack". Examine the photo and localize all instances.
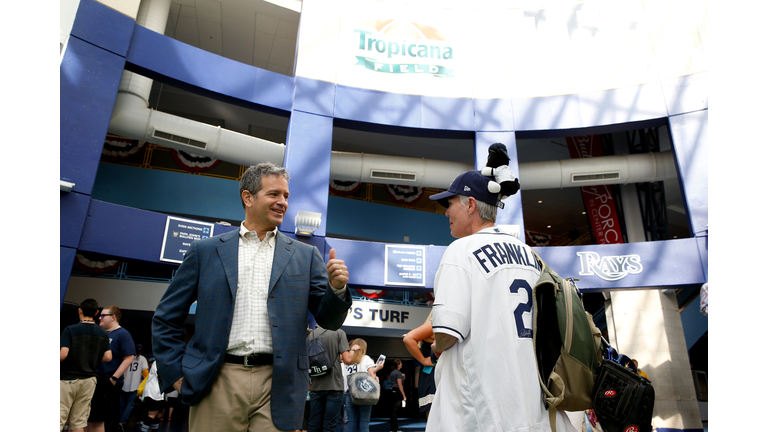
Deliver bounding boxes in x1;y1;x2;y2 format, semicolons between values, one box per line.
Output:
382;376;393;390
531;251;604;432
592;345;655;432
307;329;332;378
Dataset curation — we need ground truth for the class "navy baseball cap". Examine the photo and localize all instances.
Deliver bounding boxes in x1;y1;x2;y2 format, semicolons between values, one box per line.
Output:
429;170;503;208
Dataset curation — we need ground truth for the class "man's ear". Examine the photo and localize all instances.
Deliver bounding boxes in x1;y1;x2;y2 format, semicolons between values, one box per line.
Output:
242;190;252;208
467;196;477;213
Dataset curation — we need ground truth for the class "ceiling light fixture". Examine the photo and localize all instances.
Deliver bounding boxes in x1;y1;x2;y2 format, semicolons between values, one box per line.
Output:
295;210;321;237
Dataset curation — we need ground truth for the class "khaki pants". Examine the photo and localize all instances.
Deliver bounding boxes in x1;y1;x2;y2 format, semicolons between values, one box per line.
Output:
189;363;286;432
60;377;97;430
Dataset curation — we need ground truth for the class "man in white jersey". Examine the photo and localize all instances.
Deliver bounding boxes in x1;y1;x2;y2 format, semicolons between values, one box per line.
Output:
426;169;576;432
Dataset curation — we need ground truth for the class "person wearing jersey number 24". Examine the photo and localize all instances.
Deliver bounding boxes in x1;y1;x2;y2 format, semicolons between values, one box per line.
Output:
425;169;577;432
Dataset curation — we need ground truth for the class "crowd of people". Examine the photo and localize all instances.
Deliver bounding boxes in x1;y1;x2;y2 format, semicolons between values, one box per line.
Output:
60;300;180;432
63;162;619;432
298;329;415;432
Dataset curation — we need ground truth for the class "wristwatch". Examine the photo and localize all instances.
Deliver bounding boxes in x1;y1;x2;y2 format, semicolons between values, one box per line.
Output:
110;376;118;381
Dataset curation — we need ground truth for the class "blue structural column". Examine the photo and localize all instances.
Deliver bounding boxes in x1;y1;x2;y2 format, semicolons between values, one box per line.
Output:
475;132;524;231
59;0;135;307
282;110;335;240
668;109;708;280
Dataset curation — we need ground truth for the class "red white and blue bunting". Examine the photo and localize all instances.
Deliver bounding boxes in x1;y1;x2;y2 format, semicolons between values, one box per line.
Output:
103;136;145;158
386;184;423;204
356;289;389;299
171;149;221;172
74;254;122;274
525;231;552;247
330;180;363;196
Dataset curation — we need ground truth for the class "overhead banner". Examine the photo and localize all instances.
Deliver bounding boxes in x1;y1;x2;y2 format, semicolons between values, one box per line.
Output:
343;300;430;330
296;0;707;99
566;136;623;244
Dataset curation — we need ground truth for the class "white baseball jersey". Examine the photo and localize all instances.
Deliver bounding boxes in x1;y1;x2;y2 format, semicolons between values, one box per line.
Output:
427;227;576;432
122;354;148;392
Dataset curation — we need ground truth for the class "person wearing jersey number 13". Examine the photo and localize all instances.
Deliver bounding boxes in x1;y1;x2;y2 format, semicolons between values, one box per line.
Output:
426;169;576;432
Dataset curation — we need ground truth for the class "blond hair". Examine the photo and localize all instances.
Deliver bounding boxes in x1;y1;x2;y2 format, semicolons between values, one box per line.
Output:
349;338;368;365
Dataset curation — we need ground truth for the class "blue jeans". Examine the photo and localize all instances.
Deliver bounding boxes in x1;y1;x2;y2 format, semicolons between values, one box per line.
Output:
344;392;372;432
309;390;344;432
118;390;137;425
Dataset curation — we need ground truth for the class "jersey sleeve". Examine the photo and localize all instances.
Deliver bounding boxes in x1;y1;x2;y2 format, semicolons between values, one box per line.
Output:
431;261;472;343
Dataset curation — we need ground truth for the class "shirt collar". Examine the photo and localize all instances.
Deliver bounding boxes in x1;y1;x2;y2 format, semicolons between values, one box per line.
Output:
476;226;500;234
239;222;277;244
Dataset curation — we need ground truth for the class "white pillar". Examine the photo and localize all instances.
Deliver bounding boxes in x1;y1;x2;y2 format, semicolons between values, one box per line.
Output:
605;185;702;430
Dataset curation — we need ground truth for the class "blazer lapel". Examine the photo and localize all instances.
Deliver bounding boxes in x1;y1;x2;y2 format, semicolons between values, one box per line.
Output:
216;229;240;299
269;231;294;295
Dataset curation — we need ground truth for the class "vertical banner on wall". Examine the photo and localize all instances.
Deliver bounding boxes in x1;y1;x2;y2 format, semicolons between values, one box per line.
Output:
565;136;624;244
384;245;426;287
160;216;216;263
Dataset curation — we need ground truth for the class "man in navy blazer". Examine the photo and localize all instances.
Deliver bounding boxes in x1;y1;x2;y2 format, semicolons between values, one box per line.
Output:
152;163;352;432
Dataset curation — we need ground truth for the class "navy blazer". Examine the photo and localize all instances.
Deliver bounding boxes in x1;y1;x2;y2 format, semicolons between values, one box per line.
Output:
152;229;352;431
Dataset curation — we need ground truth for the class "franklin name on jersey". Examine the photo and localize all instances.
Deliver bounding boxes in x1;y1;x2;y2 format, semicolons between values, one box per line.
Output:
471;239;541;276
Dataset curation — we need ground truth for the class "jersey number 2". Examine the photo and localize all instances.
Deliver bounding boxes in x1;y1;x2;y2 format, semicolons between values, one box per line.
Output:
509;279;533;339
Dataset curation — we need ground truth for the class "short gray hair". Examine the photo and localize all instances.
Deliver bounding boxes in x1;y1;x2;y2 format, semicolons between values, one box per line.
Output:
239;163;290;209
460;195;497;223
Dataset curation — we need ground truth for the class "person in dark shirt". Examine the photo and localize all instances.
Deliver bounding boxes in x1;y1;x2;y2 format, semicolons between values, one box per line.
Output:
389;360;406;432
60;299;112;432
88;305;136;432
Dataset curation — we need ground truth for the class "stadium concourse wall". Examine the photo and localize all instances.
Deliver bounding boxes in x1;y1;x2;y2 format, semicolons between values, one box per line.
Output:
61;0;707;302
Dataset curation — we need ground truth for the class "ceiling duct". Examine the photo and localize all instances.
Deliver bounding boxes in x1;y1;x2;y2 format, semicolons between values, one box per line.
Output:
518;152;676;190
572;172;620;182
110;92;677;190
328;152;471;188
370;170;417;182
152;130;207;149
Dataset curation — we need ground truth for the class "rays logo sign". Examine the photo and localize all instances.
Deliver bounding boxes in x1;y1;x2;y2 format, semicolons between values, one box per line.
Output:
352;20;455;78
577;251;643;281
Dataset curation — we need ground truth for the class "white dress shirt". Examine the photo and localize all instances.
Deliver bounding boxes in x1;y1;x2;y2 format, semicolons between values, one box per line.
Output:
227;223;276;355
